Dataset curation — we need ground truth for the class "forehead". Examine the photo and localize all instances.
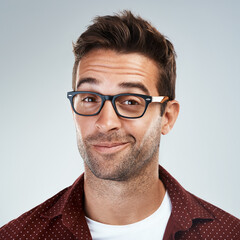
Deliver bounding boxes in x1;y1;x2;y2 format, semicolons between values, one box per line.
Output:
76;49;160;95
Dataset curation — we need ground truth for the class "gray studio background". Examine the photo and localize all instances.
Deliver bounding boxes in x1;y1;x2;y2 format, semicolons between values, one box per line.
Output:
1;1;239;226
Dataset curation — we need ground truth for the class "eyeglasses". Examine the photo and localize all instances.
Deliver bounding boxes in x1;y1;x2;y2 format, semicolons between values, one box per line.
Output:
67;91;169;119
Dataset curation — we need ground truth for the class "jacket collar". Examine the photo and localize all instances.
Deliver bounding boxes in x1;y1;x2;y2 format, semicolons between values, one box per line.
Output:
159;165;214;232
41;174;91;238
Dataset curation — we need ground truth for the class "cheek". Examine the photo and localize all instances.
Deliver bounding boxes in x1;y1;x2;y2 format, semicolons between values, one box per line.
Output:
74;116;95;137
123;121;145;142
124;116;160;143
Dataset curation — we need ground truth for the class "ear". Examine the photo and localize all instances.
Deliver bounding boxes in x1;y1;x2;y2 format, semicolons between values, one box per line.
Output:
161;100;180;135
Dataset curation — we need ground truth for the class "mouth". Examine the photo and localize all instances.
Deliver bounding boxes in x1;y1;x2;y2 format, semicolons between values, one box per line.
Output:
92;142;130;154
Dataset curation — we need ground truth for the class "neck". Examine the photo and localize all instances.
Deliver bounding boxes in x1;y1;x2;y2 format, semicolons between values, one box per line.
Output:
83;158;166;225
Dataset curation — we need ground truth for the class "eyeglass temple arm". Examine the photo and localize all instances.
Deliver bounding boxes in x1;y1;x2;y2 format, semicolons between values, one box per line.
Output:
151;96;169;103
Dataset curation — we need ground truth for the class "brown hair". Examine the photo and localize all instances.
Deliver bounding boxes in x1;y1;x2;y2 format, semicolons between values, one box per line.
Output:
72;11;176;112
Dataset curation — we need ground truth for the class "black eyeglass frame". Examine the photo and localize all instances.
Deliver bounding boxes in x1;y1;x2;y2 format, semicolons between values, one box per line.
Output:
67;91;169;119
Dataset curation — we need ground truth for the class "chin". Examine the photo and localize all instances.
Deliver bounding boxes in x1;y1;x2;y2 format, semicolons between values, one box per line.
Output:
85;160;135;182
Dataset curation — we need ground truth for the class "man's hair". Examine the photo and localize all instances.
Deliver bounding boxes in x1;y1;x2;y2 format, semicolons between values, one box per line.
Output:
72;10;176;113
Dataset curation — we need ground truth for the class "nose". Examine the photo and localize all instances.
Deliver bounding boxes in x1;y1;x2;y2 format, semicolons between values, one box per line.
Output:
95;100;122;132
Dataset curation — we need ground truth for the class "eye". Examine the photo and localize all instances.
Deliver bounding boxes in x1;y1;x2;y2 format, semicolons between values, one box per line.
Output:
116;95;144;106
82;96;97;102
123;99;140;105
79;93;101;103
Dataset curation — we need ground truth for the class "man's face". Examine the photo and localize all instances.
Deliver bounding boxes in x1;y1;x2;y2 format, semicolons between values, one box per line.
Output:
73;49;163;181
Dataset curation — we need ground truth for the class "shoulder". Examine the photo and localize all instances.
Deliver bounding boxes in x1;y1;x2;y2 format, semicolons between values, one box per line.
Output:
182;192;240;239
159;166;240;239
0;186;69;239
0;174;85;239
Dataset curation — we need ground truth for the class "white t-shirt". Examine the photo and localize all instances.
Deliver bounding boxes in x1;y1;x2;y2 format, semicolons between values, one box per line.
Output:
85;191;172;240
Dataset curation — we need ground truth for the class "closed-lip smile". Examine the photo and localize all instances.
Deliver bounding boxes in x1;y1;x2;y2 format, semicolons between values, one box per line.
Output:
92;142;129;154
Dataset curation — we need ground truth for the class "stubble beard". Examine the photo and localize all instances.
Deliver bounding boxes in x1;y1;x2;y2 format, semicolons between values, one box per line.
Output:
76;117;162;181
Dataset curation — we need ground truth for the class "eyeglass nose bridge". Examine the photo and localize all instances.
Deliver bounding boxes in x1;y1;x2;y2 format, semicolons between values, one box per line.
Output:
103;95;114;101
99;95;119;116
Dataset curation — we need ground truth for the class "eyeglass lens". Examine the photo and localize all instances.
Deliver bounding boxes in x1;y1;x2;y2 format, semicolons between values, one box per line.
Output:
72;93;146;118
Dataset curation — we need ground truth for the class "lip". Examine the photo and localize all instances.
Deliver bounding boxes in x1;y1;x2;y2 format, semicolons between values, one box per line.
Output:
92;142;129;154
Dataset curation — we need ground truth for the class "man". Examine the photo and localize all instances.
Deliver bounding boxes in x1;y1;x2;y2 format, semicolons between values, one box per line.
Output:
0;10;239;240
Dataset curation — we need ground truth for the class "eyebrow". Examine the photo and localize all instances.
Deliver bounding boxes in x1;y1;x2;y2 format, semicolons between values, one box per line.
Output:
118;82;150;95
76;77;150;95
76;77;99;89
